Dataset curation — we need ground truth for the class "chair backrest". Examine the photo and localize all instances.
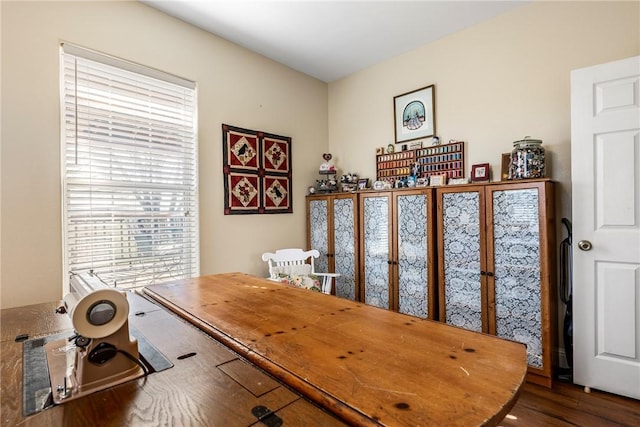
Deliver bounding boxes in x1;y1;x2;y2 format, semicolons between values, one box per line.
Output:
261;248;319;279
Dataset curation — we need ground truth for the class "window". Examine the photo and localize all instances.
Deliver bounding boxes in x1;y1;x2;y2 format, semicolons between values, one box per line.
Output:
61;44;199;289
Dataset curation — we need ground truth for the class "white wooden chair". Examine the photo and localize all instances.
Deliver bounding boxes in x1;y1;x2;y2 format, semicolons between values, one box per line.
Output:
261;248;339;294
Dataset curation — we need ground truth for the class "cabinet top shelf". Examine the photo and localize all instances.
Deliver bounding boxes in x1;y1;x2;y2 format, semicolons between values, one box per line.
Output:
433;177;554;189
306;178;554;198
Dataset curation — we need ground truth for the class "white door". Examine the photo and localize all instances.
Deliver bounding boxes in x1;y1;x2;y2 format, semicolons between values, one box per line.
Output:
571;55;640;399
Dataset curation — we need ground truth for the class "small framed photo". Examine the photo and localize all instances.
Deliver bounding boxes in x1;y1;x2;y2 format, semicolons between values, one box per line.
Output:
342;183;357;192
471;163;491;182
416;177;429;187
376;147;384;155
357;178;369;190
429;174;446;186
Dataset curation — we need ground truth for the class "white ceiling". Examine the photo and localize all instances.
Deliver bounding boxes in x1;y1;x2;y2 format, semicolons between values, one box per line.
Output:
141;1;529;82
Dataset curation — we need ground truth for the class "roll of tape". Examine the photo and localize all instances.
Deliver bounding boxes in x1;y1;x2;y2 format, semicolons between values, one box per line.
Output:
71;289;129;338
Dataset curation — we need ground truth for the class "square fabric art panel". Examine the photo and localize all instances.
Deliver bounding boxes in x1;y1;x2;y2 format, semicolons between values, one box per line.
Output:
263;176;291;212
223;124;292;214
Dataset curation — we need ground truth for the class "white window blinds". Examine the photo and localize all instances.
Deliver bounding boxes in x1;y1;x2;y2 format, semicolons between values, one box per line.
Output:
61;44;199;289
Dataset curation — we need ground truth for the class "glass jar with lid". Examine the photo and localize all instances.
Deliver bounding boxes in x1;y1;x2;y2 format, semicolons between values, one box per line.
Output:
509;136;545;179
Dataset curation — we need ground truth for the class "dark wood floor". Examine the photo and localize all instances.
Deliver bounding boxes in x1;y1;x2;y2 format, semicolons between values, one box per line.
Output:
501;380;640;426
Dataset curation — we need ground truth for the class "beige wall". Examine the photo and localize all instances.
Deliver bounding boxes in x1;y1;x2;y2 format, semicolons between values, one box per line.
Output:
2;1;639;310
0;1;328;308
327;1;639;364
328;1;640;227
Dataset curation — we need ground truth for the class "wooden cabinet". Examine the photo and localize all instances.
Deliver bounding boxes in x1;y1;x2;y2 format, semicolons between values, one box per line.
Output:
358;189;436;319
436;180;556;386
307;180;556;386
306;193;359;300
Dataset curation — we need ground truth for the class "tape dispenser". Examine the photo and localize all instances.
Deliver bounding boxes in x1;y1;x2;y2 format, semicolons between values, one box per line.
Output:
45;272;145;404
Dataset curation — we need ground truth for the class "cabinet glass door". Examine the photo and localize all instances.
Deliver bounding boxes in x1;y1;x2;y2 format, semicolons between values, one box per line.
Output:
491;188;543;368
441;191;483;332
308;199;329;273
333;197;357;300
396;193;429;318
362;195;390;309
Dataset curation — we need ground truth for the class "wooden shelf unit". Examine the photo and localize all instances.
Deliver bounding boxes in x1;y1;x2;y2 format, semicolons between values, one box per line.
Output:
376;142;465;183
375;150;415;181
416;141;465;179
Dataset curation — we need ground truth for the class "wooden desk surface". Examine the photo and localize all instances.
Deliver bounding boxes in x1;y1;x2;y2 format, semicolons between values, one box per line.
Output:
1;292;345;426
144;273;528;426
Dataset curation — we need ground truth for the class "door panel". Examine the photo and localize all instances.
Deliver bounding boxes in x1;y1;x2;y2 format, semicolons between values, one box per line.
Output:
396;193;429;318
595;76;639;114
571;55;640;399
440;191;483;332
333;197;357;300
597;262;638;359
596;131;638;228
362;195;391;309
308;198;329;273
491;188;543;369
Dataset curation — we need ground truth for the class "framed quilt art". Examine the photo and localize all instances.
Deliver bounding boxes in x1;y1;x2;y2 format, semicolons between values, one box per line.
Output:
222;124;292;214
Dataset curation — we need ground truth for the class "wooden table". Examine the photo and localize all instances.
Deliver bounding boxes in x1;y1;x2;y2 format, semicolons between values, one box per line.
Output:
144;273;528;426
1;291;345;426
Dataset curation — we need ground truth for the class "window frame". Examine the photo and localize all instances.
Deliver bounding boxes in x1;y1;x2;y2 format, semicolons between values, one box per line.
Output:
60;43;200;294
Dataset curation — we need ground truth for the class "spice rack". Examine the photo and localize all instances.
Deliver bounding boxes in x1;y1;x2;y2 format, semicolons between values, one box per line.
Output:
376;142;465;182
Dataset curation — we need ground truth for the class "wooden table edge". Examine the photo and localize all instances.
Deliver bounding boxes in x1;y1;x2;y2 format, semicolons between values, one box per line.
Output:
143;284;527;427
143;287;380;426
